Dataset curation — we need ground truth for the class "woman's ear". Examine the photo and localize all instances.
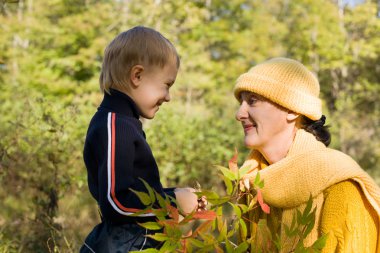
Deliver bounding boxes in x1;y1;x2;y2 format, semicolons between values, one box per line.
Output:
286;111;299;122
130;65;144;87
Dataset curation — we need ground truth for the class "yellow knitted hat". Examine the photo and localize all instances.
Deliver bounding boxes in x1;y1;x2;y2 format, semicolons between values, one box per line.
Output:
234;57;322;120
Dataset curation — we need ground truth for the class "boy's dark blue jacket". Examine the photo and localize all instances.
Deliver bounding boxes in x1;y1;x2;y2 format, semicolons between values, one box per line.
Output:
83;89;175;224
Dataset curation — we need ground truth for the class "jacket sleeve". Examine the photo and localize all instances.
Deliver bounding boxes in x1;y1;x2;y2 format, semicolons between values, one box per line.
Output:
320;180;378;253
94;112;154;219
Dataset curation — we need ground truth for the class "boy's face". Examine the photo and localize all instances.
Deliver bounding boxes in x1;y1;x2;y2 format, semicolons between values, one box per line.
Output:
133;58;178;119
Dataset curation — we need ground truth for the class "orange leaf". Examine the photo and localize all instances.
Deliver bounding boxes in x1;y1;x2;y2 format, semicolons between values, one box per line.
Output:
257;189;270;214
229;148;238;172
159;219;178;227
192;210;217;220
180;239;187;252
167;204;179;222
193;220;213;236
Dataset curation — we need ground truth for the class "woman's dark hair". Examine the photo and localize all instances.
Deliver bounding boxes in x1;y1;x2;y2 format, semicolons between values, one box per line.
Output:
301;115;331;146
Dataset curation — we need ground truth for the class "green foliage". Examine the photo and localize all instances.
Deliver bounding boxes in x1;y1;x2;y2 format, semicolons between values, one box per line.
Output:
281;196;328;252
0;93;82;252
0;0;379;251
0;230;17;253
130;153;326;252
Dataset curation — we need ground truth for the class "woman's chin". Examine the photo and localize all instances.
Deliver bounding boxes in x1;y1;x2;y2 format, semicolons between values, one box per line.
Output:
244;139;262;150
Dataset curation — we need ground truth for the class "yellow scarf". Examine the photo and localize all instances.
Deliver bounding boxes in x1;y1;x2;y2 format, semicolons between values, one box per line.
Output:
242;129;380;251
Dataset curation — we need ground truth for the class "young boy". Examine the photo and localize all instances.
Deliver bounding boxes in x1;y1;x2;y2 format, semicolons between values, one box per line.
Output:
80;26;200;252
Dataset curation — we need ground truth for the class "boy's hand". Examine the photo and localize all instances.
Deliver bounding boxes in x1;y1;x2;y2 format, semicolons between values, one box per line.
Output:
196;195;208;211
174;188;207;214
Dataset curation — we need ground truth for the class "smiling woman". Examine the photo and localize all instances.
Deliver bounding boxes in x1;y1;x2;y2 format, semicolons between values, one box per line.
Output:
236;91;296;164
233;57;380;253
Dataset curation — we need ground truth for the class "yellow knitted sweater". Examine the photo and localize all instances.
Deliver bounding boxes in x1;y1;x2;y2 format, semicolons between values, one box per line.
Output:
321;180;378;252
241;129;380;252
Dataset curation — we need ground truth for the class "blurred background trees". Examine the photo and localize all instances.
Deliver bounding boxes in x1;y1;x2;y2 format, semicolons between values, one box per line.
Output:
0;0;379;251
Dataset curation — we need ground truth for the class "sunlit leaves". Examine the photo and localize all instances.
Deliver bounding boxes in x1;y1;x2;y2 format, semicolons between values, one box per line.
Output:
1;0;377;251
256;189;270;214
137;222;163;231
130;152;325;252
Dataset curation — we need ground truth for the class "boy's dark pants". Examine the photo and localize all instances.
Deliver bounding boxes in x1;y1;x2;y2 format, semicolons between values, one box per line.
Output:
80;222;160;253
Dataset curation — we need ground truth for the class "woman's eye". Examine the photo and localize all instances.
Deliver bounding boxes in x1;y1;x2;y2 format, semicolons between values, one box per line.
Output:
248;97;257;105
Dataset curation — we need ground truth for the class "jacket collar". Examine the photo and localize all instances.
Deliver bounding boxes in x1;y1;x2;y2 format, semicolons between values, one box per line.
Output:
98;89;140;119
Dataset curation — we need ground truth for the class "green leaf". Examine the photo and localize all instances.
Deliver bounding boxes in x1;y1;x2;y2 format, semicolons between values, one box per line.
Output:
290;212;297;231
222;175;233;195
303;195;313;218
247;196;257;210
254;172;261;185
184;238;193;253
235;241;249;253
216;206;223;216
312;234;328;250
159;240;178;252
146;233;170;242
237;204;248;214
296;209;302;225
139;178;156;204
227;221;239;238
304;219;315;238
155;191;167;210
196;190;219;200
178;212;194;225
138;222;163;230
152;209;168;219
166;194;176;205
215;165;237;181
130;248;159;253
217;220;227;241
129;188;151;206
305;209;316;225
239;218;247;240
188;238;205;248
225;239;234;253
239;164;252;177
229;202;241;218
209;196;230;206
284;224;291;236
193;220;213;235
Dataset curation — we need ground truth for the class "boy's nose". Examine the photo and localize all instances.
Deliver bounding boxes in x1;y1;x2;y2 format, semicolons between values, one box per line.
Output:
164;92;171;102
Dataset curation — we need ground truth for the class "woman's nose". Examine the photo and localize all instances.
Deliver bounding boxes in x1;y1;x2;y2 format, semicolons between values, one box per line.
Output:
236;102;247;121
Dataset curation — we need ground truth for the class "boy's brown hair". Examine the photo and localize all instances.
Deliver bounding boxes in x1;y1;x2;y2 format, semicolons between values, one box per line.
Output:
100;26;180;93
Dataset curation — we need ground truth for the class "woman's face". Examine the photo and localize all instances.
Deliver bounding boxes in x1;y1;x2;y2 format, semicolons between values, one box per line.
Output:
235;91;293;151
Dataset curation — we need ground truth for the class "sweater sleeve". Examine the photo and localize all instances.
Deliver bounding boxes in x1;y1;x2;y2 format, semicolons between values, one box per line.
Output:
320;180;378;253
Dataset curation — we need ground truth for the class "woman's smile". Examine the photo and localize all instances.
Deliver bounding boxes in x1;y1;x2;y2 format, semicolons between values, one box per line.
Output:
243;123;256;133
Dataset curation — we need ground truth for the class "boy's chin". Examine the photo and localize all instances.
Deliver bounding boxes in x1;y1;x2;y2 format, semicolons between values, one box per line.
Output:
142;108;160;119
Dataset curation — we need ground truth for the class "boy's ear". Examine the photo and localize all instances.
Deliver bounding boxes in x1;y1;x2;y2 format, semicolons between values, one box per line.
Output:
286;111;299;122
130;65;144;87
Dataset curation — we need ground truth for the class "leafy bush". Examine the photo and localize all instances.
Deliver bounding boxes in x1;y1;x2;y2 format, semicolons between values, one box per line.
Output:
129;152;327;253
